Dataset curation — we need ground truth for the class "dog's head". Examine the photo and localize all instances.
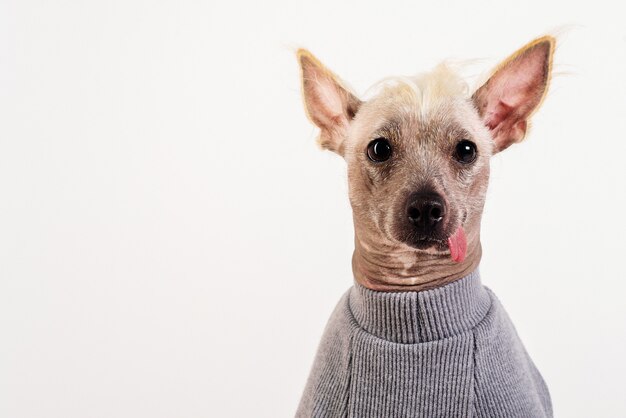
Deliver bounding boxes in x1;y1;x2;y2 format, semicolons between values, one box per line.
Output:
298;37;554;264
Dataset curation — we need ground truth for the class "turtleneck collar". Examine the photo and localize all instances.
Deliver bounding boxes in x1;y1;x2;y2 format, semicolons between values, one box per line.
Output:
348;269;491;344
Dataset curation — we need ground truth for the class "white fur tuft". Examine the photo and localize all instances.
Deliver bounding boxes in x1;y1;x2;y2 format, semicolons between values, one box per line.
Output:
363;63;470;117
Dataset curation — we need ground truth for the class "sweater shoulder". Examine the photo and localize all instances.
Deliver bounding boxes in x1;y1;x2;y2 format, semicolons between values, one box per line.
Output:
472;290;553;417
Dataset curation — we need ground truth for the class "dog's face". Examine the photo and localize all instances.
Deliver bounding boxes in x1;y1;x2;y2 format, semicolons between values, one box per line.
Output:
343;69;493;255
298;37;554;263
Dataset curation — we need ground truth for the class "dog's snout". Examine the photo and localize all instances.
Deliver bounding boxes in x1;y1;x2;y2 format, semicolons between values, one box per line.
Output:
407;193;445;231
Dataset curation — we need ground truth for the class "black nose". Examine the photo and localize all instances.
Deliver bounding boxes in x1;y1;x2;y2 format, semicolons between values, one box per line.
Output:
406;192;445;231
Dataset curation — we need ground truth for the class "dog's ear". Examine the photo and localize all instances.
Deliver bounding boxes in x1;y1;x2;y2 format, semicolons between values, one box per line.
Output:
297;49;361;155
472;36;555;153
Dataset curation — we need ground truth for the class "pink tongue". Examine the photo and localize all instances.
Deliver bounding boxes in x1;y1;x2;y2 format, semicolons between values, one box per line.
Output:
447;226;467;263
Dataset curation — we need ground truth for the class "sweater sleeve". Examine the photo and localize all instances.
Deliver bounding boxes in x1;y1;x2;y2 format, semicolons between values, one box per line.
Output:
472;290;553;418
296;292;353;417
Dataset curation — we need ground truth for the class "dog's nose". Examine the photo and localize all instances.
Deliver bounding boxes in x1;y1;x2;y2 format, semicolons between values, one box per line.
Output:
407;193;445;230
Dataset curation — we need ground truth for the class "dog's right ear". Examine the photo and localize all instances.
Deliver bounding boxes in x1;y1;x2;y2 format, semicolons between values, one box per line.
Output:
297;49;361;155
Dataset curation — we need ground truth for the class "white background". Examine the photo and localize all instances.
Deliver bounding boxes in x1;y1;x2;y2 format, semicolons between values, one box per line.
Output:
1;1;625;417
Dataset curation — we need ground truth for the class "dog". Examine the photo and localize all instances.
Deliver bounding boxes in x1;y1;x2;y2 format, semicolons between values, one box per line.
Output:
295;36;555;417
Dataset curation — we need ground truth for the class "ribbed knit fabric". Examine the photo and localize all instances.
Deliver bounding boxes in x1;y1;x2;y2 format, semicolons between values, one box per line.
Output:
296;270;552;417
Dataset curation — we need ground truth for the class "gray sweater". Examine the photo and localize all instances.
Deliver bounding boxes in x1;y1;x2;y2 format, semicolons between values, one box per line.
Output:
296;270;552;417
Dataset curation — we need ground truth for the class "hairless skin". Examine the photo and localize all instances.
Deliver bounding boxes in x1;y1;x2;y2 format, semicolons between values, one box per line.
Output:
298;37;555;292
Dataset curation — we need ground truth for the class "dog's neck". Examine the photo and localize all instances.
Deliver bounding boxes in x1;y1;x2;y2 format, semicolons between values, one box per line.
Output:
351;223;482;292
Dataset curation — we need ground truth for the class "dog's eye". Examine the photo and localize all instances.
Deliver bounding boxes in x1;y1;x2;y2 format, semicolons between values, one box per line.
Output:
367;138;392;162
454;140;477;164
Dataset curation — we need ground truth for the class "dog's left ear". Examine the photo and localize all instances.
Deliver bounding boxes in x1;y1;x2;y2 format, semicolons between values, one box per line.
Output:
473;36;555;153
297;49;361;155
